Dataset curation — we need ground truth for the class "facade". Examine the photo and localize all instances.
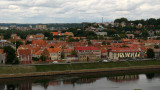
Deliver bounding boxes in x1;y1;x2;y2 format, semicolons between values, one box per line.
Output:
64;32;74;36
35;25;47;30
109;47;141;60
0;40;16;49
26;34;44;41
75;46;101;61
11;34;21;40
0;49;6;64
154;49;160;59
96;32;107;37
17;49;32;64
43;48;62;60
51;29;62;36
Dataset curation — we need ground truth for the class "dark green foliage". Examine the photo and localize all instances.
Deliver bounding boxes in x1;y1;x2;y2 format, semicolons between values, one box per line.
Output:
71;51;77;56
26;41;32;44
40;55;46;61
147;49;155;58
12;40;23;49
102;41;106;45
4;46;16;64
32;57;40;61
154;45;159;49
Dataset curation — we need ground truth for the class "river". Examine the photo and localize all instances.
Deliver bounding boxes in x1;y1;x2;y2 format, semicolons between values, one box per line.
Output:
0;70;160;90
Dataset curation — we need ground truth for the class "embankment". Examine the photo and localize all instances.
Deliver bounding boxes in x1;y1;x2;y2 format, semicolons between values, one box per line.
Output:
0;60;160;78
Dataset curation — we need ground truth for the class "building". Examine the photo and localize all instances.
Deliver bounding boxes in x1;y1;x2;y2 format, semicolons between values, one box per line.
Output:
75;46;101;61
35;25;47;30
96;32;107;37
0;49;6;64
32;40;47;47
62;49;73;59
0;35;4;40
11;34;21;40
51;29;62;36
154;49;160;59
43;48;62;60
108;47;141;60
17;49;32;64
126;34;135;39
26;34;44;41
0;40;16;49
63;32;74;36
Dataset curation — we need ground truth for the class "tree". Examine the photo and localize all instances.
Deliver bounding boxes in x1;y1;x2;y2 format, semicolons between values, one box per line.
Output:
88;41;92;45
4;46;16;64
154;45;159;49
147;48;155;58
102;41;106;45
40;55;46;61
26;41;32;44
71;51;77;56
14;40;23;49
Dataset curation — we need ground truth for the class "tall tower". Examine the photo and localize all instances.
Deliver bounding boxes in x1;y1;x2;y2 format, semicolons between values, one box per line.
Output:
102;17;103;23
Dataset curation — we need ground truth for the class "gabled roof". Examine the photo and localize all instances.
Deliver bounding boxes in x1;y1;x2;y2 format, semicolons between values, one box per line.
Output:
110;47;140;53
47;48;62;53
64;49;73;52
0;49;4;54
32;40;47;46
35;50;42;55
18;49;32;55
75;46;100;51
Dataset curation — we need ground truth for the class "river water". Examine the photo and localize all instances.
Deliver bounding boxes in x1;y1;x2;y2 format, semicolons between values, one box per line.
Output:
0;70;160;90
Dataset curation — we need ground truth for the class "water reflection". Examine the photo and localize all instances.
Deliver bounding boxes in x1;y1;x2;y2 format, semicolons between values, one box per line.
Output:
1;70;160;90
108;75;139;82
146;73;155;79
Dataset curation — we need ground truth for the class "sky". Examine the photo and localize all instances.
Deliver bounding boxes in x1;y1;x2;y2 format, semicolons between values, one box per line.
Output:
0;0;160;23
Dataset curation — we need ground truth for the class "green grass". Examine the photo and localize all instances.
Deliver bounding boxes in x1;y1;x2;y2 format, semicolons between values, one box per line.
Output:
35;60;160;72
0;60;160;75
0;66;36;74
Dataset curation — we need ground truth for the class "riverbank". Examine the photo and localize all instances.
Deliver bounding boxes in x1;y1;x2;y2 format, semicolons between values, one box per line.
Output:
0;60;160;78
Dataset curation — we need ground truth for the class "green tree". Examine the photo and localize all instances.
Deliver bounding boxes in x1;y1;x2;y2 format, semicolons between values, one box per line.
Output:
4;46;16;64
40;55;46;61
102;41;106;45
26;41;32;44
88;41;92;45
147;48;155;58
154;45;159;49
71;51;77;56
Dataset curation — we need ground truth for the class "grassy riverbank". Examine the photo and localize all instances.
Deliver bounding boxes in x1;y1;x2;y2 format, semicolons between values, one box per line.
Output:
0;60;160;75
35;60;160;72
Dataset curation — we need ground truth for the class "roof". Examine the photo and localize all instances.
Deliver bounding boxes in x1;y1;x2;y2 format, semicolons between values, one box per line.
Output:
64;32;73;35
110;47;140;53
34;50;42;55
75;46;100;51
0;49;4;54
64;49;73;52
18;49;32;55
47;48;62;53
51;32;62;36
32;40;47;46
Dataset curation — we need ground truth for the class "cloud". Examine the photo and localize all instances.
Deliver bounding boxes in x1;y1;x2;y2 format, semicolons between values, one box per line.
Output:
0;0;160;23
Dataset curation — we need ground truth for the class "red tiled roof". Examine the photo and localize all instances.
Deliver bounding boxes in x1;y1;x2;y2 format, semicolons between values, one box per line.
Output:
0;49;4;54
110;47;140;53
75;46;100;51
64;49;73;52
32;40;47;46
18;49;32;55
35;50;42;55
51;32;62;36
47;48;62;53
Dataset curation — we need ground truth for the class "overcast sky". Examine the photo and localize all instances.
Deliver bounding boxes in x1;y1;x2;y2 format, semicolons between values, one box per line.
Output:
0;0;160;23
